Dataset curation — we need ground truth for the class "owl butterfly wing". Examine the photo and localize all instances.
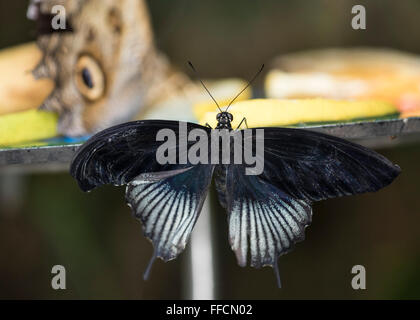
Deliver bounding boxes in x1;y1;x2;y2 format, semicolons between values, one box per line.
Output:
30;0;179;136
70;120;210;192
218;128;400;287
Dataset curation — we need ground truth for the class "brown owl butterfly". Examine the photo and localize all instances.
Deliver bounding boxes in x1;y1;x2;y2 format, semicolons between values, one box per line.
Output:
29;0;191;136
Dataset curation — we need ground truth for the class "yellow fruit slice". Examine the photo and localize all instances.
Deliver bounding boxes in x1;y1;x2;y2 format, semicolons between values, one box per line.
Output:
265;48;420;114
200;98;398;128
0;109;58;147
0;42;54;116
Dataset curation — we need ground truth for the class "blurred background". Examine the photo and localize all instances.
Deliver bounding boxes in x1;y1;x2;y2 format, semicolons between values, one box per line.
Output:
0;0;420;299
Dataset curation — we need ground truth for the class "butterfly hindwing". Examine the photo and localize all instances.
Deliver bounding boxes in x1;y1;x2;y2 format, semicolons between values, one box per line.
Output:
126;165;215;278
216;165;312;287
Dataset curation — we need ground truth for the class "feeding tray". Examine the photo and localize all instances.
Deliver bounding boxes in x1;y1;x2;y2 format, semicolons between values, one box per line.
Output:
1;116;420;171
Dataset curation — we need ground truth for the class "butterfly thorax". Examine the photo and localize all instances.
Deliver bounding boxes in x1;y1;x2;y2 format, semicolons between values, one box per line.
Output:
215;112;233;130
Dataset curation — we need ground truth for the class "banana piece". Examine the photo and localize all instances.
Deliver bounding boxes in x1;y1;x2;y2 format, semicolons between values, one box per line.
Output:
200;98;399;129
0;42;54;116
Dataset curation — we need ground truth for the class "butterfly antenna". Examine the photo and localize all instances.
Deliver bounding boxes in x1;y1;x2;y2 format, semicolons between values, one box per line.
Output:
225;64;265;112
188;61;223;113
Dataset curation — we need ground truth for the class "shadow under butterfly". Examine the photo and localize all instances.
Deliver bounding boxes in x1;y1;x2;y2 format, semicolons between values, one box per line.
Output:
70;64;401;288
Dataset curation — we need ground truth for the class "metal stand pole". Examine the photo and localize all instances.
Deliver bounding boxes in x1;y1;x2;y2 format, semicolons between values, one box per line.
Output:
187;196;215;300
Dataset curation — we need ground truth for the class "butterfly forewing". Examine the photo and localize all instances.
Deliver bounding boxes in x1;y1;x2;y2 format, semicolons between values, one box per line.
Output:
255;127;401;202
70;120;210;191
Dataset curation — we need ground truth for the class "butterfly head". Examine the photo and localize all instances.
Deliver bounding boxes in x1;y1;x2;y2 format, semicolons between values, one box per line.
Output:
188;61;264;130
216;112;233;129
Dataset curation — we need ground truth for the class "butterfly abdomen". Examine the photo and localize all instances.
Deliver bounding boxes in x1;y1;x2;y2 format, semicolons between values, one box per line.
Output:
214;165;229;209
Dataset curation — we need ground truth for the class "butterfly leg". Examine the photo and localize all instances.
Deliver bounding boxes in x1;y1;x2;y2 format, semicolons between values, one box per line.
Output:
205;123;213;129
236;117;248;129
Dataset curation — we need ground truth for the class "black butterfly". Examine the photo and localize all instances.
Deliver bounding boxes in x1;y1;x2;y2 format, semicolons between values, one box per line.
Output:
70;65;401;287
